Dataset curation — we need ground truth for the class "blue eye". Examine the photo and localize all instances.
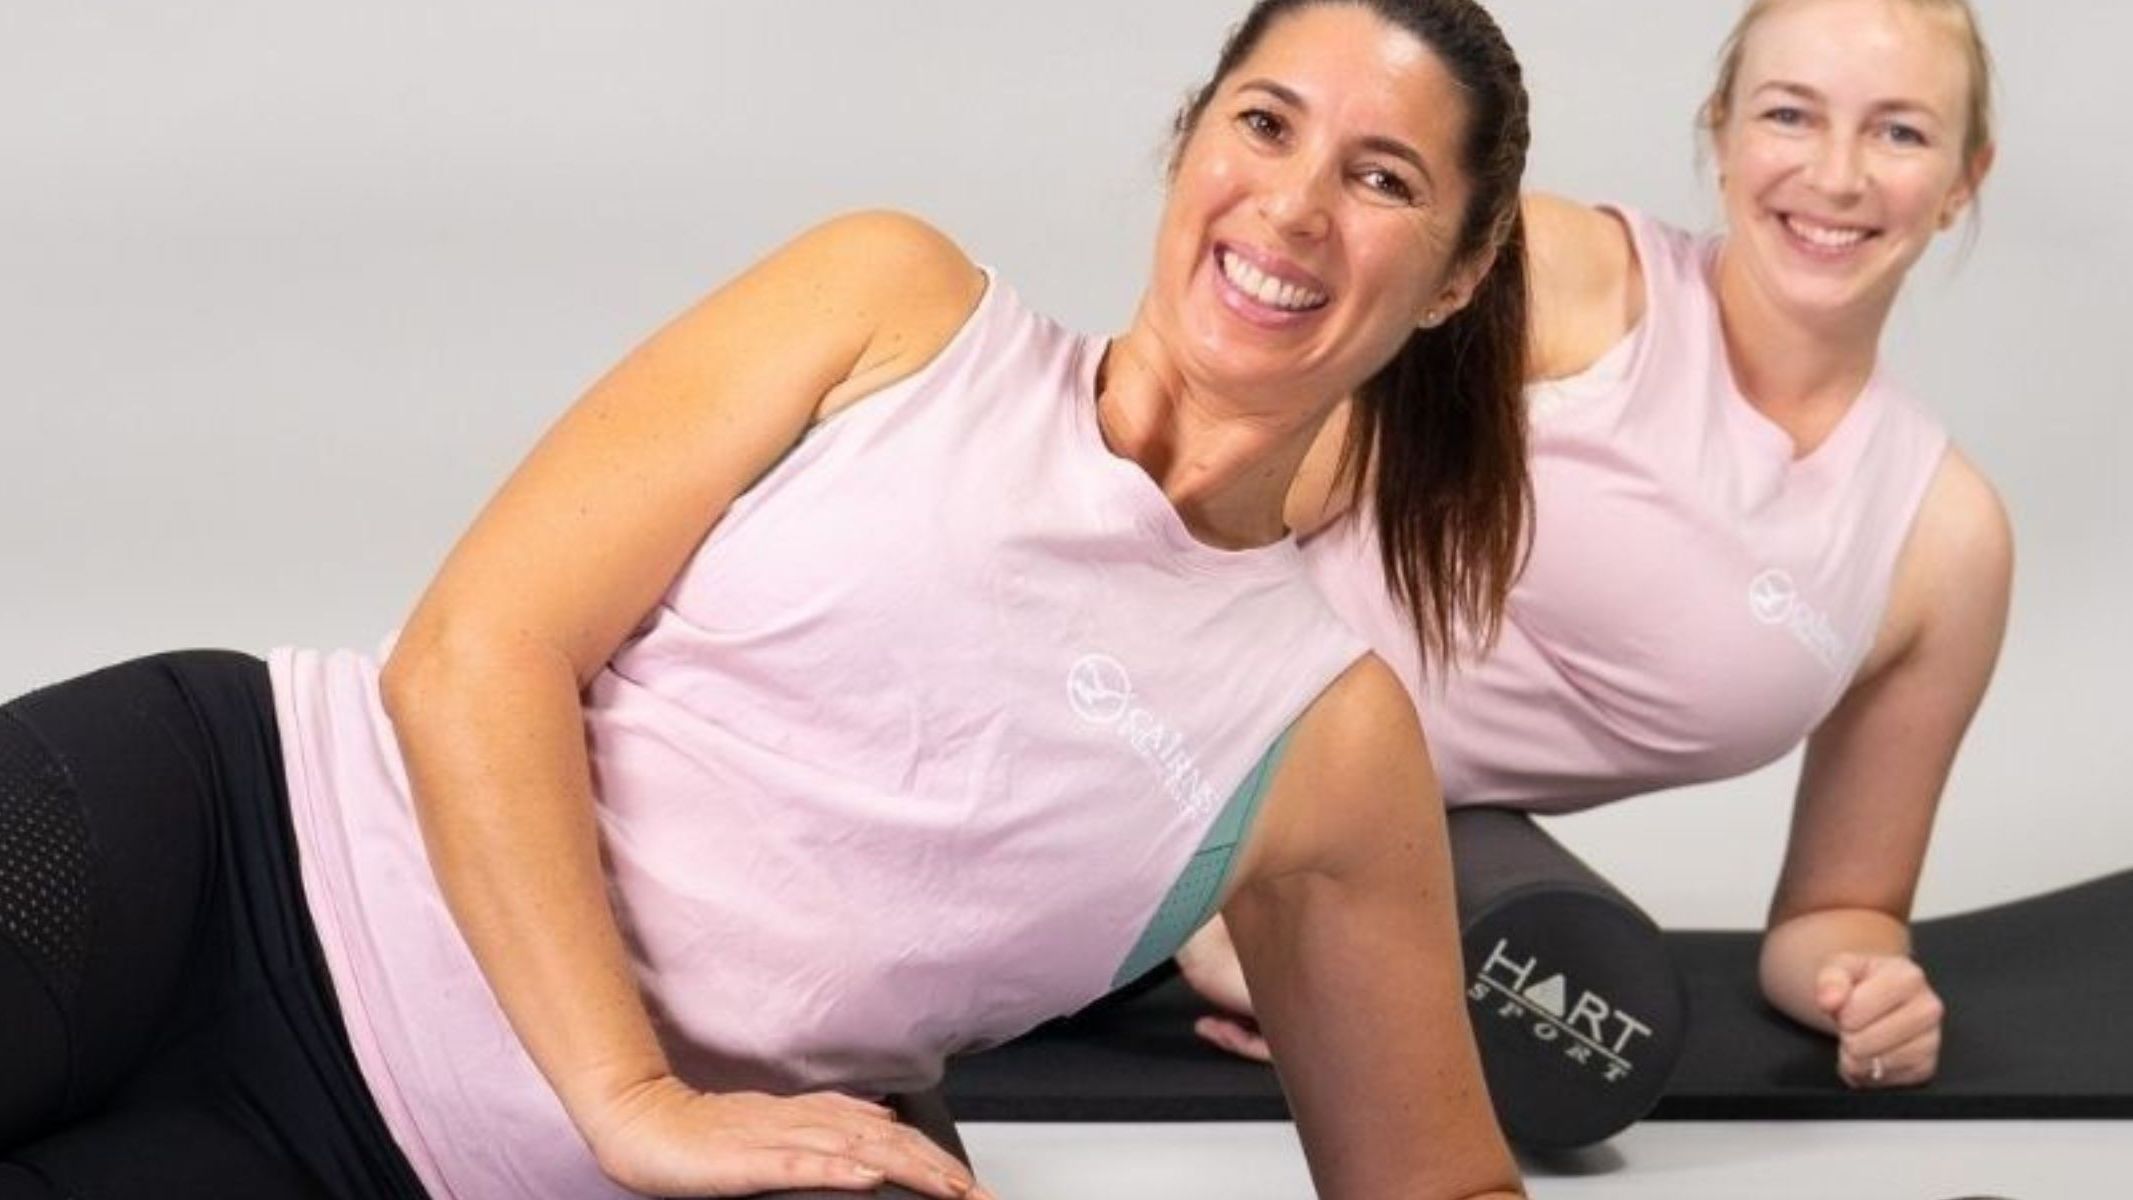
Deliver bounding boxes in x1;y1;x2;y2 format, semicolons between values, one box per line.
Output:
1763;105;1809;127
1883;121;1930;147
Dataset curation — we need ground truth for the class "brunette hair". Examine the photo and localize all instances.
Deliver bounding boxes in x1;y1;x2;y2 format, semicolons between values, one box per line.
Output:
1177;0;1533;666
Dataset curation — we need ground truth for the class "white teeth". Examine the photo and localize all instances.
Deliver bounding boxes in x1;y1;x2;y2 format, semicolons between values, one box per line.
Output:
1219;250;1327;311
1785;215;1871;249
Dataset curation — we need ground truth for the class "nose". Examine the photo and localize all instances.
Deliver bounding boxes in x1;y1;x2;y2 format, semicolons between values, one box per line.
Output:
1256;152;1334;242
1805;131;1867;202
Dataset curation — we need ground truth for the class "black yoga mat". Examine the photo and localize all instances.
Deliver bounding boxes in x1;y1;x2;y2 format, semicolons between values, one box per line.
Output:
941;871;2133;1121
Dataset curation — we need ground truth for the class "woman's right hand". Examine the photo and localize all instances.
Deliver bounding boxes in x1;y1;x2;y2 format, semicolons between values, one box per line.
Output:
588;1075;991;1199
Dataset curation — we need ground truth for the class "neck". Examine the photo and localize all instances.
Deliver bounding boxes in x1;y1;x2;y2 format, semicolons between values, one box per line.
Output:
1713;241;1890;457
1097;312;1339;551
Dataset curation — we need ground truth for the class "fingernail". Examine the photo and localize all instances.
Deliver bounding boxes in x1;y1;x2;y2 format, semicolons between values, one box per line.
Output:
854;1164;885;1182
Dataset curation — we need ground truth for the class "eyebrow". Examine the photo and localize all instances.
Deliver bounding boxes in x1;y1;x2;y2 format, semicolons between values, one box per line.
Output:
1751;80;1946;124
1236;78;1438;190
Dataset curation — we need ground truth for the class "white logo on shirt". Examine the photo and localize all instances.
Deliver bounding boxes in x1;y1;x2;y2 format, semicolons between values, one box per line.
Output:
1067;654;1134;725
1067;653;1218;818
1748;569;1799;625
1748;568;1844;672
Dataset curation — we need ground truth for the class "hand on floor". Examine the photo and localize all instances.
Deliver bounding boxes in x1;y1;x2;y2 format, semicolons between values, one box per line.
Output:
1177;917;1273;1063
1816;952;1944;1089
585;1075;995;1198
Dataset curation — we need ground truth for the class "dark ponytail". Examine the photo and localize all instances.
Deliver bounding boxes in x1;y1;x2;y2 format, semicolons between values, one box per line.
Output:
1179;0;1534;668
1349;206;1529;666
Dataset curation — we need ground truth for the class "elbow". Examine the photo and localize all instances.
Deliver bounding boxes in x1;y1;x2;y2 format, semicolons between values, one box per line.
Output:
379;629;458;727
380;622;576;730
377;639;425;723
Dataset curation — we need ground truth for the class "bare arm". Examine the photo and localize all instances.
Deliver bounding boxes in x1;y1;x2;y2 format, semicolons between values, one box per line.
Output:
1761;450;2013;1086
380;211;990;1197
1223;658;1523;1200
1520;192;1643;383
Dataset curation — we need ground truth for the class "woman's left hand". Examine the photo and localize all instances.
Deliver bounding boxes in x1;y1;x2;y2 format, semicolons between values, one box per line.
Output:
1814;952;1945;1088
1177;917;1273;1062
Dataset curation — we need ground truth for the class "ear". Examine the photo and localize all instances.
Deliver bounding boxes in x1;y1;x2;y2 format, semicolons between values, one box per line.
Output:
1704;103;1735;186
1939;141;1997;230
1421;240;1501;329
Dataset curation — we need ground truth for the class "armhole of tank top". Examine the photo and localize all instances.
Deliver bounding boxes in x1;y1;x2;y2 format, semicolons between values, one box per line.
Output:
1529;206;1657;408
1108;722;1300;989
710;266;1002;540
800;265;1000;440
1819;426;1956;720
1591;204;1664;386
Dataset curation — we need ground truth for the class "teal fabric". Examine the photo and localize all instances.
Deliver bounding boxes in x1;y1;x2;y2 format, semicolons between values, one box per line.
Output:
1110;725;1297;988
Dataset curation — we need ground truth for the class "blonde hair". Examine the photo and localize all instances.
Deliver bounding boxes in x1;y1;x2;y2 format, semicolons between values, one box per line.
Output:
1702;0;1996;165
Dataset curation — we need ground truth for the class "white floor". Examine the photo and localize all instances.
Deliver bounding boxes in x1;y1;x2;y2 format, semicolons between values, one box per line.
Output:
960;1120;2130;1198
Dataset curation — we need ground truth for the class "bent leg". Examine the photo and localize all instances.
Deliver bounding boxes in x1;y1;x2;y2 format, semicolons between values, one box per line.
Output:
0;669;219;1145
4;652;423;1197
0;926;71;1146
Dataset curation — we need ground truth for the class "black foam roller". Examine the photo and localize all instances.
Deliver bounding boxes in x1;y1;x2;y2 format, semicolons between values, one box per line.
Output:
1447;807;1688;1148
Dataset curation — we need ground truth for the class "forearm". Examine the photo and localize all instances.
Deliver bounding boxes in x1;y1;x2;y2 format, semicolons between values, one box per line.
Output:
383;640;668;1143
1759;906;1911;1032
1234;872;1522;1200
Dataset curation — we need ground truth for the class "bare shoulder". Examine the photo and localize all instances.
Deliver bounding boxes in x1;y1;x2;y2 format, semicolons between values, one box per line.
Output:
1870;447;2014;675
1523;192;1621;255
779;209;979;299
1906;448;2014;601
790;211;988;418
1237;655;1441;886
383;212;982;687
638;209;982;422
1296;653;1425;764
1522;192;1644;381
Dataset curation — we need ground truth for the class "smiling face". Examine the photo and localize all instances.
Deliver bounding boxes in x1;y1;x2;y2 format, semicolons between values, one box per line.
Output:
1714;0;1991;327
1148;3;1483;407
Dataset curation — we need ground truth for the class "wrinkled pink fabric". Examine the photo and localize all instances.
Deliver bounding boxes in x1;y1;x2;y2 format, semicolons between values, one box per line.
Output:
272;272;1363;1199
1306;208;1949;813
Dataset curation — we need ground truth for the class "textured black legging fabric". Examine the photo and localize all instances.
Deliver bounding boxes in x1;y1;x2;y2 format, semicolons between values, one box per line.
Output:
0;652;974;1199
0;652;425;1200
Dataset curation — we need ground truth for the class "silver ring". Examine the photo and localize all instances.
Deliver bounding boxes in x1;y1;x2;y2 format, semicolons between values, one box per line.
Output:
1869;1056;1886;1083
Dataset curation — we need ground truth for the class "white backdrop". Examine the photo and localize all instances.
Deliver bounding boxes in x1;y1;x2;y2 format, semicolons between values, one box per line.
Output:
3;1;2125;927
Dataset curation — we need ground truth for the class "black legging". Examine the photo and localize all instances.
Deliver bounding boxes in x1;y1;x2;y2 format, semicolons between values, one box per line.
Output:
0;652;969;1200
0;652;425;1199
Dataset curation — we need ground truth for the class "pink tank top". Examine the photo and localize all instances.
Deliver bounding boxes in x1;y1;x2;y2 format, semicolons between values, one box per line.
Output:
1305;208;1948;813
271;272;1363;1199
